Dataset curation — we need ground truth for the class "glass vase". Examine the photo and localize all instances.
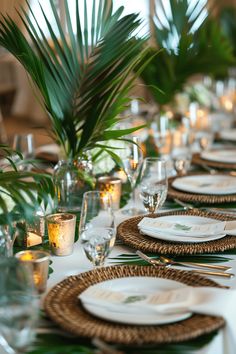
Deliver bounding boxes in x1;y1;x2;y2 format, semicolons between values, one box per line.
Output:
53;154;95;212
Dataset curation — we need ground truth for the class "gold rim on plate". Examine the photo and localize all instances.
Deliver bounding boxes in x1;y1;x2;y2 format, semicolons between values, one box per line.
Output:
44;265;225;345
117;209;236;255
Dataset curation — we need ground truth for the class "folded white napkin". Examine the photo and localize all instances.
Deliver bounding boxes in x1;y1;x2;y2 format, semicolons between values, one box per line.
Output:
79;285;236;354
138;217;236;237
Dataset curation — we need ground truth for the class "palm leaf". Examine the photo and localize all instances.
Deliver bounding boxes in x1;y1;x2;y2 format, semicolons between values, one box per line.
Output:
138;0;234;106
0;0;150;159
0;145;54;226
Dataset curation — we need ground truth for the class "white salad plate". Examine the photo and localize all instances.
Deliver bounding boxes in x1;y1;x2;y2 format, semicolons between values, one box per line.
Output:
172;174;236;195
79;276;192;325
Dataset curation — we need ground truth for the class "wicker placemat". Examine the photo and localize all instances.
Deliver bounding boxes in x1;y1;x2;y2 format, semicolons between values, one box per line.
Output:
117;209;236;255
44;265;225;345
192;153;236;170
168;174;236;204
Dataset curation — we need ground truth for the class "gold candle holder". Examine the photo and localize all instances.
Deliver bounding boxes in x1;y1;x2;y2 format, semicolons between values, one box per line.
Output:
98;176;122;210
15;250;50;294
46;213;76;256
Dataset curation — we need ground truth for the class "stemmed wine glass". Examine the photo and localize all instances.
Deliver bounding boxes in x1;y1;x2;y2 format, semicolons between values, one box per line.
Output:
171;131;192;176
12;134;35;171
151;115;171;157
79;191;116;267
0;257;39;353
140;158;168;214
122;137;143;215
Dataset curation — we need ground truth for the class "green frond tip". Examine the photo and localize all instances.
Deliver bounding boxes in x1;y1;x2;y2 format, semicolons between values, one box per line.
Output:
0;0;150;159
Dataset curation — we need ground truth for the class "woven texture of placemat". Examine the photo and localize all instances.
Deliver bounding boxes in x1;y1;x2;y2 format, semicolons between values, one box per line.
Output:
117;209;236;255
167;174;236;204
192;153;236;170
44;265;225;345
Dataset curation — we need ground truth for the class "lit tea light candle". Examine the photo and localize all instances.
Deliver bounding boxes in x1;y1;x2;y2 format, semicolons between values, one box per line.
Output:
98;176;122;210
220;96;233;112
46;213;76;256
15;250;50;294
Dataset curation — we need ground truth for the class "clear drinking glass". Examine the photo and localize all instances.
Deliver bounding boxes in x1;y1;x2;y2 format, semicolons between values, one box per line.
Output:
122;137;143;215
140;158;168;214
12;133;35;159
0;257;39;353
79;191;116;267
12;133;35;171
171;131;192;175
151;115;172;157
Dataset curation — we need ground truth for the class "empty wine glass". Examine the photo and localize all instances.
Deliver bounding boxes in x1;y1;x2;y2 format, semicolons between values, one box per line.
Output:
122;137;143;215
12;134;35;171
140;158;168;214
0;257;39;353
79;191;116;267
171;131;192;175
151;115;172;157
12;134;35;159
188;102;214;152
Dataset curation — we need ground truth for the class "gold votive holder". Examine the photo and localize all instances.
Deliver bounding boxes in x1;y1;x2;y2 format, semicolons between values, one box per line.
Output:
15;250;50;294
46;213;76;256
98;176;122;210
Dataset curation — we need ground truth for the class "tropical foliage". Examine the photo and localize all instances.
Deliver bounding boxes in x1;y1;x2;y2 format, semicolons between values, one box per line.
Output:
219;6;236;59
139;0;234;106
0;0;150;160
0;145;54;226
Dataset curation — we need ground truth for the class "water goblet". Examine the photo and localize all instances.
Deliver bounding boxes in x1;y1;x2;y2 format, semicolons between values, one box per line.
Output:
0;257;39;353
171;131;192;175
140;158;168;214
12;133;35;159
122;137;143;215
151;115;172;157
12;133;35;171
79;191;116;267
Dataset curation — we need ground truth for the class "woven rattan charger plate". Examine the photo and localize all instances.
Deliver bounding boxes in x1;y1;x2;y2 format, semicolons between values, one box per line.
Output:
192;153;236;170
167;173;236;204
44;265;225;345
117;209;236;255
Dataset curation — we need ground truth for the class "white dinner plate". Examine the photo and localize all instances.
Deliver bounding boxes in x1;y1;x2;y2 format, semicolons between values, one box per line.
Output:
220;129;236;142
79;277;192;325
172;174;236;195
200;149;236;164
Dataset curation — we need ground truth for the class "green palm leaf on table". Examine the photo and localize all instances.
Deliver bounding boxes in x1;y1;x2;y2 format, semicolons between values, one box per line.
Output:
0;0;150;160
139;0;234;106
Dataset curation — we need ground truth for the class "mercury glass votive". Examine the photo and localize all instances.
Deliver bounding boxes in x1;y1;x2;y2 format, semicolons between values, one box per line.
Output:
15;250;50;294
46;213;76;256
98;176;122;210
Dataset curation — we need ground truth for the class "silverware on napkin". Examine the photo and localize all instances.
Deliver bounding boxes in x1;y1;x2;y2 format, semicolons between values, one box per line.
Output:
136;251;234;278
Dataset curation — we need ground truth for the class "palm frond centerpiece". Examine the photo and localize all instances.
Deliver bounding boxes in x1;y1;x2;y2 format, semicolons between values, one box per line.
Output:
0;0;149;160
